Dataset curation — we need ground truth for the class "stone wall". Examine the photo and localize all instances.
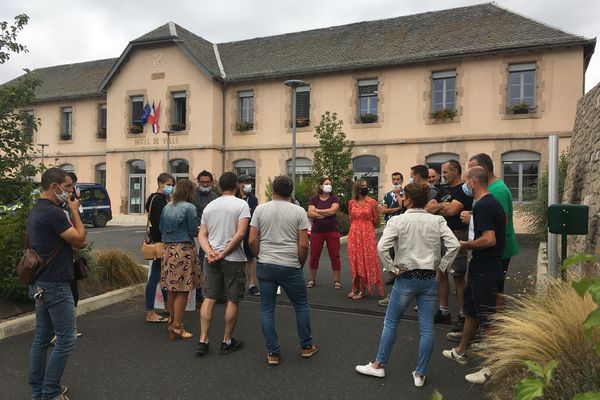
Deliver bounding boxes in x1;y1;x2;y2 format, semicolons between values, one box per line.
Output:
563;82;600;267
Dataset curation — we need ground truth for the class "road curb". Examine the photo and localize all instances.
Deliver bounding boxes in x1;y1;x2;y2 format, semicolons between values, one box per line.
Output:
0;283;145;341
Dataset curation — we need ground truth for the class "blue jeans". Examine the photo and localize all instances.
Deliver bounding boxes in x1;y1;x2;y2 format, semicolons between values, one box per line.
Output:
375;276;438;376
29;282;77;400
256;263;312;354
146;259;168;310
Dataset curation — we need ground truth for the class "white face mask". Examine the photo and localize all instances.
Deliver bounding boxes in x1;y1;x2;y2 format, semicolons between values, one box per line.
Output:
243;184;252;194
55;184;70;204
322;184;333;193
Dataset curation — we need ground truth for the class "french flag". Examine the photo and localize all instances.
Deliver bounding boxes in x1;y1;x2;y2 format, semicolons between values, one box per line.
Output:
147;101;161;134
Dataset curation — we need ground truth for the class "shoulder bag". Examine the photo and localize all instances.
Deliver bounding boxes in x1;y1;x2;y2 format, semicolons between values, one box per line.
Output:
16;232;64;285
141;194;165;260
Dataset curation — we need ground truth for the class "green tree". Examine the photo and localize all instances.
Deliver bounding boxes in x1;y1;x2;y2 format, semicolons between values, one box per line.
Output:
312;111;354;206
0;14;42;300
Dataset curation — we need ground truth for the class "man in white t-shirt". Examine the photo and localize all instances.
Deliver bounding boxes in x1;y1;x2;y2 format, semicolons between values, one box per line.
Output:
197;172;250;356
249;175;318;366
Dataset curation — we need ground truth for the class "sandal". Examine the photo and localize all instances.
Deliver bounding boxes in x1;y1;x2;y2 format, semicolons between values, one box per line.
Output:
307;280;316;288
347;290;356;299
146;316;169;323
333;281;342;290
169;324;193;340
352;291;365;300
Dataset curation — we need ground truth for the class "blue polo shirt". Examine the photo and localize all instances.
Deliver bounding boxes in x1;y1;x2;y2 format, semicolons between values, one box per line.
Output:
28;198;74;282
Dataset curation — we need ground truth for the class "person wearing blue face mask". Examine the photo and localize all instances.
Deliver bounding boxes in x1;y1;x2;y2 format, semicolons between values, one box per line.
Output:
143;173;175;323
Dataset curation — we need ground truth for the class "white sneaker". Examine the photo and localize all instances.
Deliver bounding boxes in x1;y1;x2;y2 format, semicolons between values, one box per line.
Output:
446;331;462;342
412;371;425;387
276;286;282;295
442;347;468;365
465;367;491;384
355;362;385;378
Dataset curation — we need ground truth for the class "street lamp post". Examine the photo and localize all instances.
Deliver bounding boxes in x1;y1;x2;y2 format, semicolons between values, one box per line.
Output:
284;79;307;196
37;143;49;167
162;129;174;173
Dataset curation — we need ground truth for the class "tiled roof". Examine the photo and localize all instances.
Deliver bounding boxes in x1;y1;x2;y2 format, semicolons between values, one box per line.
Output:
4;58;117;102
5;3;595;100
217;3;594;81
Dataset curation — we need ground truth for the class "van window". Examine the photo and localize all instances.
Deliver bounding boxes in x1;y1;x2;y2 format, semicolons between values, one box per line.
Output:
93;189;106;201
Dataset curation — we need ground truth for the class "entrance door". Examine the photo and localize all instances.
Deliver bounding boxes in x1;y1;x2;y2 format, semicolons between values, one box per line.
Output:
128;175;146;214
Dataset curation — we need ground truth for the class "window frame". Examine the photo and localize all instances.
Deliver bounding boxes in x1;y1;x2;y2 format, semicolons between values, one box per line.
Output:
431;71;457;112
98;104;107;139
502;151;541;202
171;91;187;130
60;106;73;140
24;110;35;141
237;91;254;125
507;63;537;112
130;96;144;127
293;86;311;127
357;79;378;122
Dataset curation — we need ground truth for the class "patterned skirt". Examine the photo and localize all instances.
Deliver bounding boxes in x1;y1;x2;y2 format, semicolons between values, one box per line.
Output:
160;242;202;292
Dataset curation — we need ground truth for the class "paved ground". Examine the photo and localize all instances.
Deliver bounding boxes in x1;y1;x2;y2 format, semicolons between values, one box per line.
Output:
0;231;539;399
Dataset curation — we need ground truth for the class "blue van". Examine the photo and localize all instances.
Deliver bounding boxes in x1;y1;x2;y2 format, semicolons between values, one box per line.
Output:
76;183;112;227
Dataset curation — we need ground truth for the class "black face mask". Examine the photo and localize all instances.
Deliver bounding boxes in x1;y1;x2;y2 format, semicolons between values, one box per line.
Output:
360;187;369;196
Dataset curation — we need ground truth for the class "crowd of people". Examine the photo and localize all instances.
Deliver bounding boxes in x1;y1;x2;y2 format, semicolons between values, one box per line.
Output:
26;152;518;398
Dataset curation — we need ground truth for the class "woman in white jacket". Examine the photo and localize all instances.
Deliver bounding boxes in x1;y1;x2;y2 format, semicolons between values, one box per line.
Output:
355;182;459;387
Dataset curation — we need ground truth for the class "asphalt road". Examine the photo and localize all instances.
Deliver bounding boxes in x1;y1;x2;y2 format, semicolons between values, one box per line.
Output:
1;227;540;399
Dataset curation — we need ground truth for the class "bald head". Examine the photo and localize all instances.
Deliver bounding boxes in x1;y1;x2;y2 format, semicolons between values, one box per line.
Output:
467;166;489;187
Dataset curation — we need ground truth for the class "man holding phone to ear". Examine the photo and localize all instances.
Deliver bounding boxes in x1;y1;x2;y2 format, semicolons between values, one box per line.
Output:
28;167;87;400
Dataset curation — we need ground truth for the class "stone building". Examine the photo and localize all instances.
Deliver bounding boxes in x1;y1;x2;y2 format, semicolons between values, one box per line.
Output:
5;3;595;221
563;82;600;261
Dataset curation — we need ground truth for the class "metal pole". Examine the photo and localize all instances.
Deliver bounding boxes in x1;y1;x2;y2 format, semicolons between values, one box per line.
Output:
37;144;49;168
163;130;174;173
547;135;559;278
291;87;297;195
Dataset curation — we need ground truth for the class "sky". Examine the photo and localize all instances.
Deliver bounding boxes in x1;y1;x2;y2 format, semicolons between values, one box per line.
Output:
1;0;599;92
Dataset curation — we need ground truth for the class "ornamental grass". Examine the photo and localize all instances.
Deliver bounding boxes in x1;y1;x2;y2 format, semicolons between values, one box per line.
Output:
94;248;146;289
476;279;600;399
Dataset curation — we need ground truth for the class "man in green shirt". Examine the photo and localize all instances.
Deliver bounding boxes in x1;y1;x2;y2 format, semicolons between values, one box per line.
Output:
467;153;519;296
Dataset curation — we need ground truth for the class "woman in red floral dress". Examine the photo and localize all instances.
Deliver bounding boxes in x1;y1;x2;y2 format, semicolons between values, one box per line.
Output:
347;178;384;300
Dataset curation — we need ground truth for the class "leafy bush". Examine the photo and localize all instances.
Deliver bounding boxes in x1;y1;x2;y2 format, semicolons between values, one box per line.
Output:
94;249;146;289
516;152;568;240
0;210;29;300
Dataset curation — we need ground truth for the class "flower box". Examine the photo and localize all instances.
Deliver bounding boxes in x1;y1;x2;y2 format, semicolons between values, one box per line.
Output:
129;125;143;134
359;113;378;123
508;102;532;114
295;118;310;128
171;123;186;131
59;133;72;141
430;108;457;121
235;121;254;131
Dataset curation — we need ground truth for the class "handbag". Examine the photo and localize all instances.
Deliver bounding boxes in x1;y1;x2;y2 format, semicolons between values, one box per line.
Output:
73;256;89;280
141;194;165;260
16;232;64;285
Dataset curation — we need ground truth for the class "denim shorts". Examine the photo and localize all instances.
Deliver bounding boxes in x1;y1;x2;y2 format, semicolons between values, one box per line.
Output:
204;260;246;302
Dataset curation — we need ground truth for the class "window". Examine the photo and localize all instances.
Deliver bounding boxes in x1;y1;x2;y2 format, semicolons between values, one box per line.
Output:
171;92;186;130
170;159;189;181
236;91;254;130
508;63;536;112
353;155;380;197
60;107;73;140
130;96;144;128
358;79;378;122
234;159;256;194
287;158;312;178
432;71;456;112
98;104;107;139
502;151;540;202
293;86;310;127
24;110;35;141
59;164;75;173
96;163;106;187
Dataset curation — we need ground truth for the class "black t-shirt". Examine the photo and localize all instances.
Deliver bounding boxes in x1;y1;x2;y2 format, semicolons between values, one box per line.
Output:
434;183;473;231
28;199;74;282
470;194;506;273
145;193;168;242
